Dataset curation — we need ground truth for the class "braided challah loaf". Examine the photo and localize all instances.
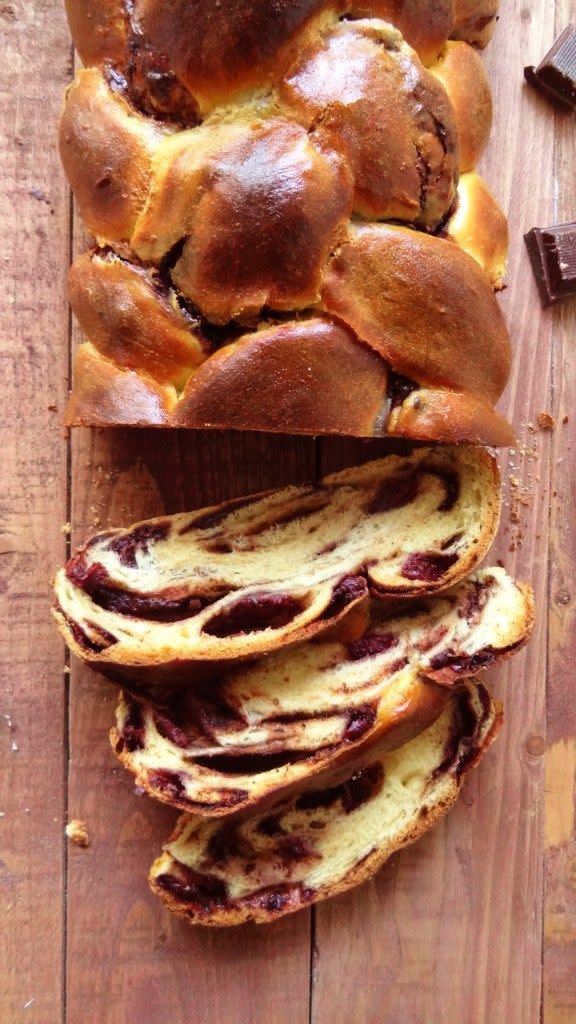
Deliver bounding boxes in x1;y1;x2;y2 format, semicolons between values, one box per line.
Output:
60;0;512;442
149;680;501;925
52;447;501;678
112;568;533;817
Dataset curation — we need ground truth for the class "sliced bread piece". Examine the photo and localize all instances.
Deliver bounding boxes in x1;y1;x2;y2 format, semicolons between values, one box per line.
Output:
53;447;500;677
150;680;501;926
113;567;532;815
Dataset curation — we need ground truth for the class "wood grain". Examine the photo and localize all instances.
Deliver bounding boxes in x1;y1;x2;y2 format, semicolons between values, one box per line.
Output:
0;1;72;1021
313;1;556;1020
2;0;575;1020
544;0;576;1017
65;426;316;1024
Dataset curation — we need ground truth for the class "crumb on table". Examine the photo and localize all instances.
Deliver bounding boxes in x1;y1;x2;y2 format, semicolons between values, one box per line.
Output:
537;412;555;431
66;819;90;847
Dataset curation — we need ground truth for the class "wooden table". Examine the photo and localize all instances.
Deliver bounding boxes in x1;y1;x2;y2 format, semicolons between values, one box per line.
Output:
1;0;575;1020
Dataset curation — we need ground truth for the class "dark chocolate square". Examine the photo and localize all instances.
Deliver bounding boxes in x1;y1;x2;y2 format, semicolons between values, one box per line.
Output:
524;24;576;108
524;223;576;307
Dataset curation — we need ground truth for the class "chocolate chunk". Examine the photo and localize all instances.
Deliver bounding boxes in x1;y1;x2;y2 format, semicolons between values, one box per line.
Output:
525;223;576;307
524;25;576;109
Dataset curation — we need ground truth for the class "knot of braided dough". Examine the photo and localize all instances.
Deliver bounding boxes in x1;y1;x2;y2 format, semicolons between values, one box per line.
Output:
60;0;511;444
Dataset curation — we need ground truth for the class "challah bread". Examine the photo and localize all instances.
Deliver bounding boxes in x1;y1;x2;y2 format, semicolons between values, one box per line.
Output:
149;680;501;925
60;1;512;442
53;448;500;676
112;568;533;816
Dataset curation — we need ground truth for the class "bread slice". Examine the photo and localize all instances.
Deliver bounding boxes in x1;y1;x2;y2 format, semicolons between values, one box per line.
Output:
53;447;500;678
113;568;532;816
149;680;501;925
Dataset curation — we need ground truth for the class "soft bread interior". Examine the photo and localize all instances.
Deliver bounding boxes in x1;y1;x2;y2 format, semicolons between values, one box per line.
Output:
149;680;501;925
113;567;532;815
53;447;500;670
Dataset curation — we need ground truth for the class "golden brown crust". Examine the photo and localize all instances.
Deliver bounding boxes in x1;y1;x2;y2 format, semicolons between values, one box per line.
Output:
430;41;492;172
169;122;353;322
174;318;389;436
446;173;508;289
452;0;499;48
389;387;515;447
321;224;511;402
68;251;208;386
65;0;127;67
134;0;334;112
65;343;173;427
349;0;454;65
61;1;509;442
279;20;458;226
59;69;168;242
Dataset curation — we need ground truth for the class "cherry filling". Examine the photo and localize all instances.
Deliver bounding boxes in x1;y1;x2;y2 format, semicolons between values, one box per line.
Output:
66;556;210;621
153;709;191;749
61;612;116;654
458;579;490;621
125;44;200;125
346;630;398;661
320;575;368;620
401;552;459;582
106;521;171;568
426;643;498;675
343;704;378;741
148;768;187;802
118;703;145;752
202;592;307;637
432;687;489;781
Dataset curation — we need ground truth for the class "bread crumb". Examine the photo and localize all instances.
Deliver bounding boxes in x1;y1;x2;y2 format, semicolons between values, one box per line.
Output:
61;522;71;535
537;412;555;431
509;476;520;488
66;820;90;847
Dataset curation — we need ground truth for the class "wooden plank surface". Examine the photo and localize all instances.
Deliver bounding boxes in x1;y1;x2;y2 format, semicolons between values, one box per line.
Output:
0;2;72;1022
1;0;575;1020
544;0;576;1017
